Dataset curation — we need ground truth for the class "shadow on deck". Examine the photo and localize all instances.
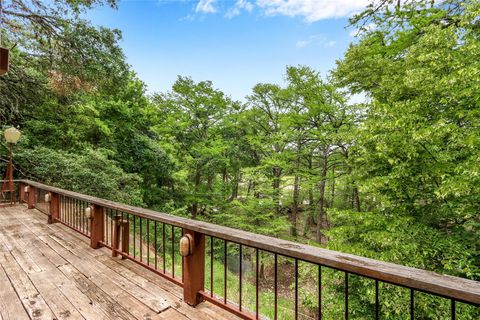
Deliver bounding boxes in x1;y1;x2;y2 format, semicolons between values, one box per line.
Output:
0;204;239;320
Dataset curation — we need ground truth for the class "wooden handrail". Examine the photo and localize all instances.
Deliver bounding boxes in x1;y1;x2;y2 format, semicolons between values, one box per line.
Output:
20;179;480;306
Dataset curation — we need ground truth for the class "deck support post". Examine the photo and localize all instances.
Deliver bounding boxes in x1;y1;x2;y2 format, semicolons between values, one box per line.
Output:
112;215;120;257
121;220;129;259
27;186;36;209
112;217;130;258
182;229;205;306
90;204;104;249
48;193;60;224
19;183;25;203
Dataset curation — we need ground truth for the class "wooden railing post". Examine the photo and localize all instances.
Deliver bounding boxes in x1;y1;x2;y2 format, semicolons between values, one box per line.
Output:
182;230;205;306
27;186;36;209
19;183;25;203
112;216;130;259
121;220;129;260
48;193;60;224
113;218;130;259
90;204;104;249
112;215;121;257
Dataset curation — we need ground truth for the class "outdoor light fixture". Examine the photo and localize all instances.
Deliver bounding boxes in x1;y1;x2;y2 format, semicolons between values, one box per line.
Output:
1;127;21;205
4;127;21;144
44;193;51;203
24;186;30;193
85;206;92;219
179;234;193;257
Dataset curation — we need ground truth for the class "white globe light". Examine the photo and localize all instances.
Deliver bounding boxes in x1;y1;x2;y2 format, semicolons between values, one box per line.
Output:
4;127;21;144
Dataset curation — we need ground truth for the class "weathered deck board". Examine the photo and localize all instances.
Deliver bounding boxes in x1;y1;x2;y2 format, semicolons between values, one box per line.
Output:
0;205;240;320
0;261;30;320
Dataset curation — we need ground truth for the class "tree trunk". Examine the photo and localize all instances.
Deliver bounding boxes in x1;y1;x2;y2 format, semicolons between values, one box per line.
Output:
222;168;228;183
352;186;360;212
291;174;300;237
290;141;303;236
191;171;201;219
330;166;335;208
272;167;282;213
230;172;239;200
316;148;328;243
207;174;213;190
304;154;315;237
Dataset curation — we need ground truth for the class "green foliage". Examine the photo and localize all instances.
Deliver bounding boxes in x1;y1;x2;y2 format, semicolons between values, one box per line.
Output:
1;0;479;318
16;146;143;205
334;0;480;281
209;198;290;236
324;209;480;319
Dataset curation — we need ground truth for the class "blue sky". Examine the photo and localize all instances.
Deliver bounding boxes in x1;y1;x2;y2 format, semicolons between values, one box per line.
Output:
86;0;368;100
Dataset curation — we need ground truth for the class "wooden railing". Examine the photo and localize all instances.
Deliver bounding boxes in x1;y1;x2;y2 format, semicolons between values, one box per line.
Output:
14;180;480;319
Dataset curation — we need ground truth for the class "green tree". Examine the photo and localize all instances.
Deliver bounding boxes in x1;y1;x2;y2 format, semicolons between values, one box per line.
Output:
153;77;231;218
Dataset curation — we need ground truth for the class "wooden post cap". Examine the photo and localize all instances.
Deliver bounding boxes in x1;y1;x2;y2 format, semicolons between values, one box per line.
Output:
180;234;193;257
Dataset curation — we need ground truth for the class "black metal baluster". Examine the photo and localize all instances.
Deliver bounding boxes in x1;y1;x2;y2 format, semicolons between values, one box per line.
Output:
71;198;74;227
121;211;125;253
154;221;158;269
410;289;414;320
82;201;85;232
375;280;379;320
171;225;175;278
210;236;214;297
224;240;227;304
345;272;349;320
140;217;143;262
110;210;114;246
274;253;278;320
182;228;184;283
126;213;130;255
239;244;242;312
295;259;298;320
65;198;71;225
80;201;84;233
76;199;79;230
256;248;259;320
69;197;71;226
75;199;78;230
318;265;322;320
451;299;455;320
66;197;69;225
133;215;136;258
162;223;166;273
147;219;150;265
72;199;75;228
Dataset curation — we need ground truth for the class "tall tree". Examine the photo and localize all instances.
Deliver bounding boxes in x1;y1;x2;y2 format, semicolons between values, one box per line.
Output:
286;66;350;242
0;0;127;124
153;77;230;218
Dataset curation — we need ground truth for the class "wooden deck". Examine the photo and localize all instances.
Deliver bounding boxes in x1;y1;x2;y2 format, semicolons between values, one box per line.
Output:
0;204;239;320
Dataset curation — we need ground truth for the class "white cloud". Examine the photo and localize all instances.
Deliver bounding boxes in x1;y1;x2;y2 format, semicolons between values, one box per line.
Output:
296;35;336;48
225;0;254;19
256;0;369;22
196;0;217;14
